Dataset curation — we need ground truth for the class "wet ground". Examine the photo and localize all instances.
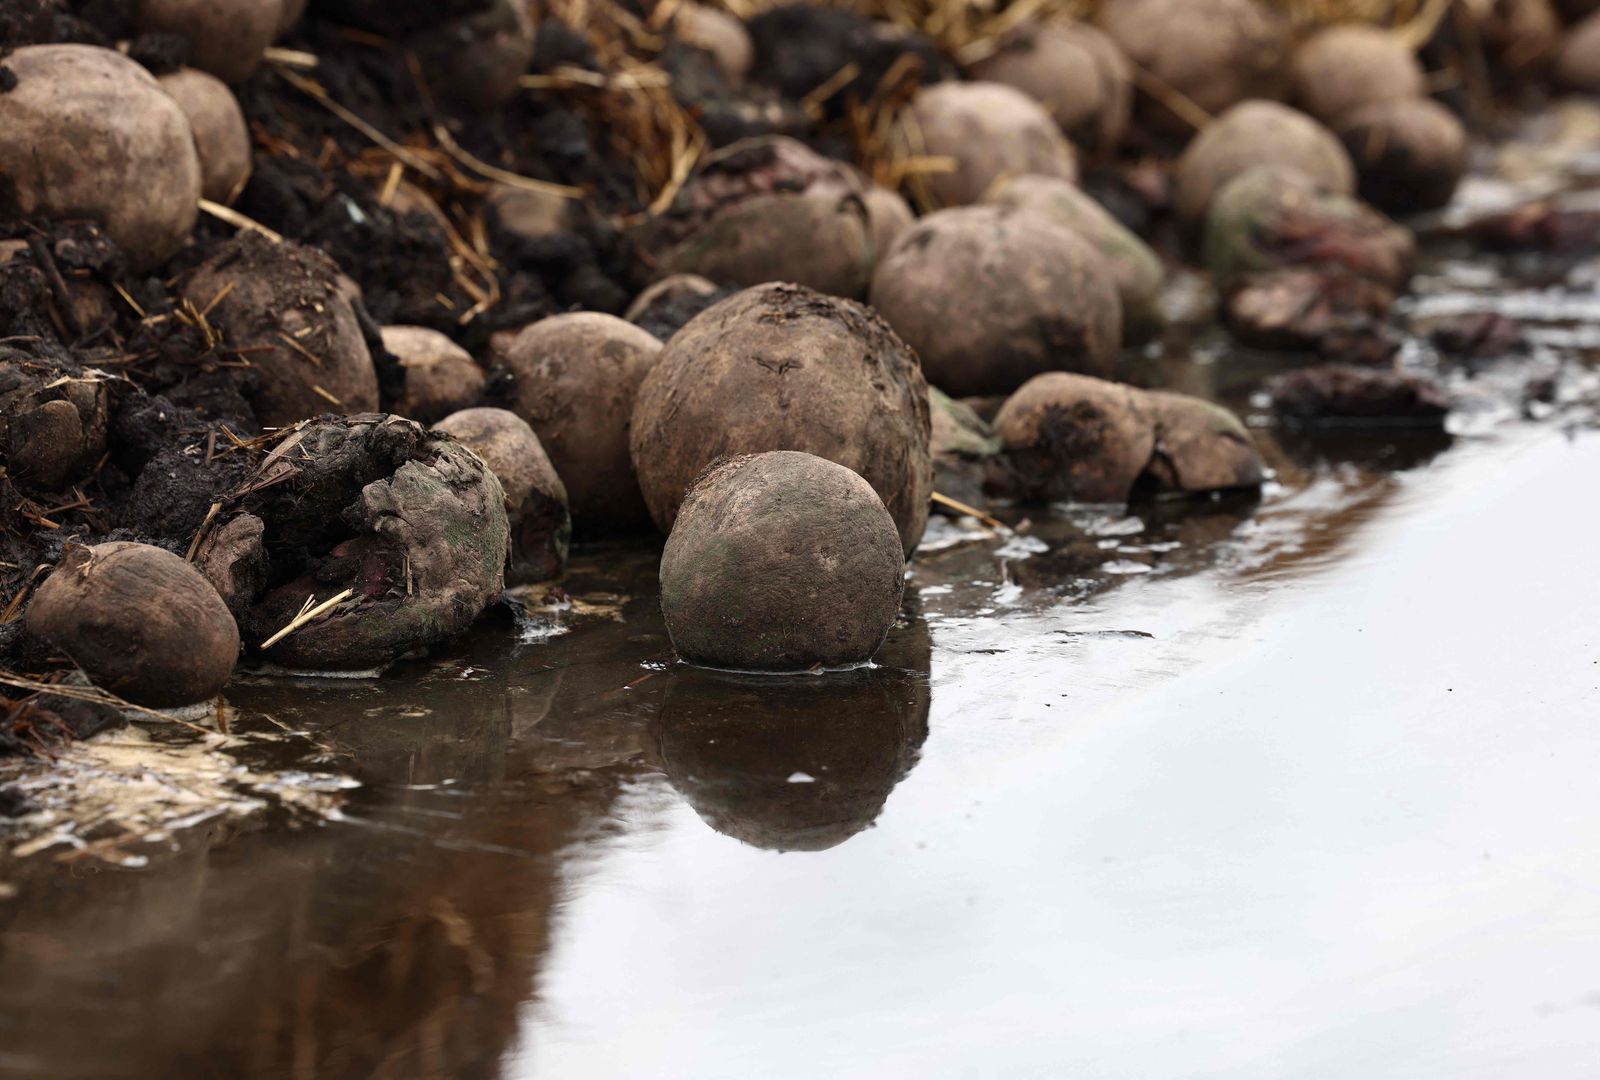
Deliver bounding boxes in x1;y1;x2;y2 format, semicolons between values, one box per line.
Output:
3;116;1600;1079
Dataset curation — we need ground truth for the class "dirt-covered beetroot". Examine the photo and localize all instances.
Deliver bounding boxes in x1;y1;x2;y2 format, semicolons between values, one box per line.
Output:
1174;100;1356;227
136;0;283;84
970;20;1132;155
1558;11;1600;92
869;205;1122;398
1268;365;1450;425
158;68;253;206
1338;98;1468;214
435;407;569;585
1097;0;1289;136
862;184;916;259
1289;25;1425;126
0;352;109;494
1140;392;1265;495
989;375;1262;505
240;414;509;671
1479;0;1565;81
1222;266;1400;363
660;451;905;671
182;232;380;427
26;542;240;708
989;372;1155;504
672;1;754;85
1204;166;1416;291
983;174;1165;342
491;312;663;531
900;81;1077;208
0;45;202;271
379;326;487;425
630;283;932;556
640;136;874;299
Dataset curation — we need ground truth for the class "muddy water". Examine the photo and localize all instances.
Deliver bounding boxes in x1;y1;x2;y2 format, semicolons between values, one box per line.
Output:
5;138;1600;1079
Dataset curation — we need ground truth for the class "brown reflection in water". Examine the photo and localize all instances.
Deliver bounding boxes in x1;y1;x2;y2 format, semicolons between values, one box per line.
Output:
653;609;932;852
0;548;938;1079
1271;426;1456;474
0;767;630;1080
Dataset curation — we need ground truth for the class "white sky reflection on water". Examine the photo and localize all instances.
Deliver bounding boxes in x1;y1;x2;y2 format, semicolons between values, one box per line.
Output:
516;428;1600;1080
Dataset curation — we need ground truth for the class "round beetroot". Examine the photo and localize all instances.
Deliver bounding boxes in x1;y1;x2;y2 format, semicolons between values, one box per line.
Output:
1289;25;1425;125
380;326;487;424
491;312;663;531
136;0;283;84
1141;391;1265;494
970;20;1132;154
0;45;202;271
899;81;1077;208
983;174;1165;343
158;67;253;205
660;452;905;671
630;283;932;556
990;372;1156;504
27;541;240;707
869;205;1122;397
183;232;380;426
1173;100;1355;227
1097;0;1289;136
1338;97;1468;214
641;136;874;299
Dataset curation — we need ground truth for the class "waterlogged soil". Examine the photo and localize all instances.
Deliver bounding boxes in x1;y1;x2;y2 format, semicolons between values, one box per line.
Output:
3;130;1600;1077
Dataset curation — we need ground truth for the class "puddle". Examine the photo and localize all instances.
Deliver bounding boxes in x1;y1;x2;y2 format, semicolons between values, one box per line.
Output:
0;725;355;868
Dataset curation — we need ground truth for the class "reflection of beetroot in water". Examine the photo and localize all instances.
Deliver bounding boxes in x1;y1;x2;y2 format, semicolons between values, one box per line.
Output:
655;620;931;852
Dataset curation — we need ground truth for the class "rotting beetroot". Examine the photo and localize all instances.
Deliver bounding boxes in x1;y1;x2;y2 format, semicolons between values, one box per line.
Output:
230;414;510;672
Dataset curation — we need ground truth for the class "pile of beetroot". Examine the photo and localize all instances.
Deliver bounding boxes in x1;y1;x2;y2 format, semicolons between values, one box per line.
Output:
1;0;1596;749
